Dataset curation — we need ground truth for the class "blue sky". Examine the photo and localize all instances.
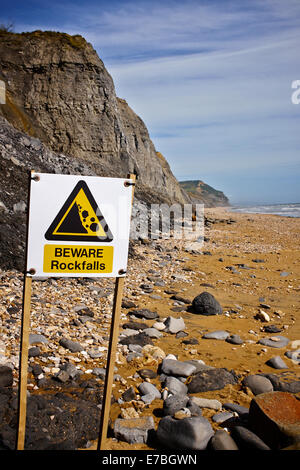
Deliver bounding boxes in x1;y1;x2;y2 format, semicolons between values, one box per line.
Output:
1;0;300;204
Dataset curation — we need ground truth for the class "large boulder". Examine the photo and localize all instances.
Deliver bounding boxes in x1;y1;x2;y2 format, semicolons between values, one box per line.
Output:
248;391;300;449
191;292;222;315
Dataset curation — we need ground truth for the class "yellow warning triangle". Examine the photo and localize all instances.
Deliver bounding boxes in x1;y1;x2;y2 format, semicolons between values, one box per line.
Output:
45;180;113;242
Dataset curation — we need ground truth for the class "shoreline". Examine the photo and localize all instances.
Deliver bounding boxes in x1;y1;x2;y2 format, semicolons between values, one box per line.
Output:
0;209;299;450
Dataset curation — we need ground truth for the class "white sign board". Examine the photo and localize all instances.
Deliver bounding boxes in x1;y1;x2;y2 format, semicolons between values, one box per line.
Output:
26;173;134;277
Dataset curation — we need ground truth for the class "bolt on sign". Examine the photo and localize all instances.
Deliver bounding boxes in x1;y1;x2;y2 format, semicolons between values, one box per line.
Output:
16;172;135;451
26;173;133;277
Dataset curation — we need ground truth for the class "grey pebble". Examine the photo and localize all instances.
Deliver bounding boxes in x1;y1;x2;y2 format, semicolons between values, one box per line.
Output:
161;358;197;377
138;382;161;399
212;411;235;424
265;356;288;369
242;374;274;395
202;330;230;340
258;335;289;348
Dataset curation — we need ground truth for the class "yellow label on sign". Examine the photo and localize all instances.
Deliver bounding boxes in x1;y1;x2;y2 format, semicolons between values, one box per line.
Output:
43;245;114;274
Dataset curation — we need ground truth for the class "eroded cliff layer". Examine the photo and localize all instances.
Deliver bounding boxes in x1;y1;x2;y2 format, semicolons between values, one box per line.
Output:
0;30;188;205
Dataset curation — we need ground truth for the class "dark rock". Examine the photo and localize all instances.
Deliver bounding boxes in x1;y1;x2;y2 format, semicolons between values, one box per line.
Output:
0;366;13;387
122;321;148;331
121;299;138;309
31;363;43;377
190;291;222;315
262;374;300;394
76;307;94;317
139;284;153;293
122;386;136;402
59;337;83;353
28;346;41;357
223;403;249;417
170;294;192;304
231;425;271;450
119;332;153;347
187;368;238;393
263;325;282;333
163;395;189;416
182;338;199;345
156;416;214;450
137;369;157;379
129;309;159;320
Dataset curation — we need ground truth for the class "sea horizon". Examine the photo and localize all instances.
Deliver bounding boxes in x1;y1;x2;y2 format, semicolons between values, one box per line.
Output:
228;202;300;218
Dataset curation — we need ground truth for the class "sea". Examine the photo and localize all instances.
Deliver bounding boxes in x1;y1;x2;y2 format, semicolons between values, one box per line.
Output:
229;202;300;218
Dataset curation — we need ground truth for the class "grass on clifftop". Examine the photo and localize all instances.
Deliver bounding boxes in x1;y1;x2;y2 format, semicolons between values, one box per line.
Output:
0;29;87;49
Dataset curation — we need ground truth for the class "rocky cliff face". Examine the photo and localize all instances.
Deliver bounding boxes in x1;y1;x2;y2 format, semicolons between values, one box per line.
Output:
0;30;188;205
179;180;230;207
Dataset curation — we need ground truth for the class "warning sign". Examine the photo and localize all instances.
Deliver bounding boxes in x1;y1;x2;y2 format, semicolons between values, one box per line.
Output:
45;180;113;242
26;173;134;278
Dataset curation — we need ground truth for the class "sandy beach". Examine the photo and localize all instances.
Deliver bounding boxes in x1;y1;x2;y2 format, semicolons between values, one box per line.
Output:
0;207;299;450
101;207;300;450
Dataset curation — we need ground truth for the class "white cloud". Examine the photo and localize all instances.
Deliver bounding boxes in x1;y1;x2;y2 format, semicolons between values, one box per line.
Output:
13;0;300;203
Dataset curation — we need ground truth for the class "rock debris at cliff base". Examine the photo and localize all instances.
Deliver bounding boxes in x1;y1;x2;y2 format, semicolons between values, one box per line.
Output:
0;209;299;450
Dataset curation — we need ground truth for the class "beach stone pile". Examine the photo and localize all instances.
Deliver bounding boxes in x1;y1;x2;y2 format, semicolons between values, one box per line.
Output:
0;226;299;451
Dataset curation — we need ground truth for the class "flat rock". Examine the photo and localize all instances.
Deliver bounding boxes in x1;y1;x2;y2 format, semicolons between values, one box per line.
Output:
242;374;274;395
164;316;185;334
223;403;249;416
248;391;300;449
129;309;159;320
143;327;163;338
258;335;289;348
161;359;197;377
114;417;155;444
190;397;222;410
156;415;214;450
226;334;244;345
188;368;238;393
212;411;235;424
202;330;230;340
122;321;148;331
119;332;153;347
191;291;222;315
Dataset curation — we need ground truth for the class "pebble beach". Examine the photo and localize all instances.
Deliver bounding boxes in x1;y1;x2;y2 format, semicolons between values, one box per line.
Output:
0;207;299;451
